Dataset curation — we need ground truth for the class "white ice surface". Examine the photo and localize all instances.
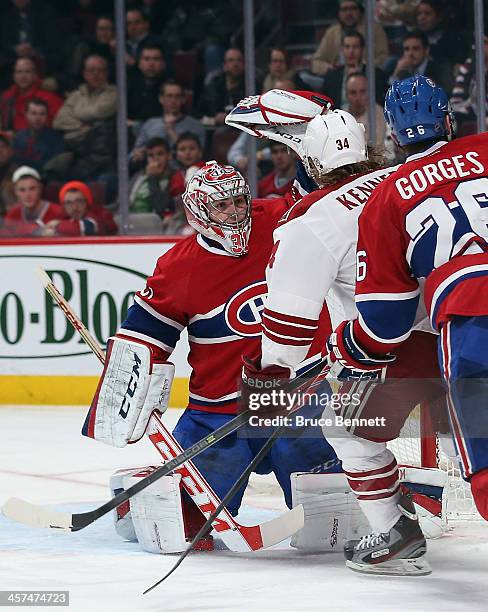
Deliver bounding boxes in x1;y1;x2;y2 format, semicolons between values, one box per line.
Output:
1;406;488;612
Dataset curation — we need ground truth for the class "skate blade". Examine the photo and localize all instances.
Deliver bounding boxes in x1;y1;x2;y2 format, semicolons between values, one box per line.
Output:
346;556;432;576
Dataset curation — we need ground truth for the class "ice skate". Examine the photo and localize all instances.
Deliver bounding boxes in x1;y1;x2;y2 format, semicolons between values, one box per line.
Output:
344;495;431;576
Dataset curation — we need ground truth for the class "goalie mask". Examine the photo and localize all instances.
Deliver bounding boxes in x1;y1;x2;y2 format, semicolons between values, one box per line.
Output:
183;161;252;256
302;110;367;179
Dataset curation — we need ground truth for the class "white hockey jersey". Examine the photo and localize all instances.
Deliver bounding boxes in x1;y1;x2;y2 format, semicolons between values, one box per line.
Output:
261;166;401;370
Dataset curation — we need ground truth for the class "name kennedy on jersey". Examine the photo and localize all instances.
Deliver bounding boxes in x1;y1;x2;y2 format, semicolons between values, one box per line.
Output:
336;171;394;210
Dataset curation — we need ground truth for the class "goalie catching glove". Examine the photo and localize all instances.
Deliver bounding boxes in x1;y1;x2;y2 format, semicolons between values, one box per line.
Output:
82;336;174;447
225;89;333;159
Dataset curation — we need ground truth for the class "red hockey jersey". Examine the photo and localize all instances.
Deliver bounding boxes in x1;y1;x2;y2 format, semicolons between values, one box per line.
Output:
353;134;488;354
119;199;331;414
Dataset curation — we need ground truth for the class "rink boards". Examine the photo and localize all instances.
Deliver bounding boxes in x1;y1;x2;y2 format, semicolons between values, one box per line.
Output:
0;236;190;406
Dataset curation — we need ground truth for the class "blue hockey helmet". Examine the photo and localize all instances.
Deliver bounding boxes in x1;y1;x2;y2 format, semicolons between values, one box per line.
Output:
384;76;452;146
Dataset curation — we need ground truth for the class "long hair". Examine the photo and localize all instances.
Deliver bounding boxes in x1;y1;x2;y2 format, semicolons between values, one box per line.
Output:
311;146;386;187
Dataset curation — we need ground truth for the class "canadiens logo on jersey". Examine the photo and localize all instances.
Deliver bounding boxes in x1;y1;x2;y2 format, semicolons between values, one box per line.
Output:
188;281;267;342
225;281;267;337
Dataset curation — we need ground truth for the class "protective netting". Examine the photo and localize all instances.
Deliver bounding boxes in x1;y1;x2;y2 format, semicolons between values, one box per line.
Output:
387;405;481;523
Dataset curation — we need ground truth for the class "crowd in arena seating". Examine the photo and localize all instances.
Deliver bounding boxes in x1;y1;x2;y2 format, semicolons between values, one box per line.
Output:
0;0;484;237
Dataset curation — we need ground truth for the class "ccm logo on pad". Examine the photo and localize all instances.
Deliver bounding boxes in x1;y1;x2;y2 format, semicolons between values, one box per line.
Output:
119;352;142;418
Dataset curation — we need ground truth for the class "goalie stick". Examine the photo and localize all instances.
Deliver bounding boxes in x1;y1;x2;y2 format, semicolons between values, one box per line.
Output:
146;365;334;592
145;421;289;593
2;268;307;549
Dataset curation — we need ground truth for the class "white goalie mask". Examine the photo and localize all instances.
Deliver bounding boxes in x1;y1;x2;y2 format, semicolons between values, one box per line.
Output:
302;110;367;179
183;161;252;256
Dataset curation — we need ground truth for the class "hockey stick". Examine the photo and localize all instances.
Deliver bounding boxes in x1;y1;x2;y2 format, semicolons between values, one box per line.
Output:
146;371;334;591
145;423;288;594
2;269;312;543
34;267;303;551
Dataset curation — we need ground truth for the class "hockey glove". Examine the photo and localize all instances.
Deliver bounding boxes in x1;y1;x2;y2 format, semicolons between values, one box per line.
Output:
327;320;396;382
240;356;293;418
83;336;174;447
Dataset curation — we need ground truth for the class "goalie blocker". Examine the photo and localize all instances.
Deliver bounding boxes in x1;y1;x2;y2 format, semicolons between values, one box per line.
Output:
83;336;174;447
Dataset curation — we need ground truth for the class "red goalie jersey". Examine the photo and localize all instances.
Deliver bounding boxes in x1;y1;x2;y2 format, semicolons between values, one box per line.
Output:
353;134;488;354
119;199;331;414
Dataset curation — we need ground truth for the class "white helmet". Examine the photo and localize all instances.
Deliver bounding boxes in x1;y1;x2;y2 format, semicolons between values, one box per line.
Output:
183;161;252;256
301;110;367;178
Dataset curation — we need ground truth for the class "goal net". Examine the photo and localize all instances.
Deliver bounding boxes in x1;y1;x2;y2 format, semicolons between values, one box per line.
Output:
387;404;481;523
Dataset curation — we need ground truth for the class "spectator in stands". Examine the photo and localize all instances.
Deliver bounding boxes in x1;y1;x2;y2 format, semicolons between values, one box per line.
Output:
262;48;299;93
68;15;116;87
131;80;205;167
389;30;454;94
198;48;246;125
167;132;205;203
127;44;168;125
41;180;117;237
0;0;60;77
127;136;190;234
311;0;389;75
0;57;64;132
258;143;295;199
173;132;205;178
450;35;488;133
345;72;386;145
321;30;388;108
0;134;18;219
415;0;470;67
129;137;174;213
125;7;161;67
12;98;64;172
2;165;62;236
48;54;116;181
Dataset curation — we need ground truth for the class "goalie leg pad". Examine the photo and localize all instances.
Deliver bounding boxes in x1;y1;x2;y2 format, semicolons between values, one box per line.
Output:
128;472;187;554
125;470;214;554
110;467;140;542
399;466;446;539
290;472;370;552
83;336;174;447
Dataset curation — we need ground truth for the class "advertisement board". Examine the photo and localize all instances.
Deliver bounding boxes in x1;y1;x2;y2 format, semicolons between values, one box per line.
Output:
0;236;190;405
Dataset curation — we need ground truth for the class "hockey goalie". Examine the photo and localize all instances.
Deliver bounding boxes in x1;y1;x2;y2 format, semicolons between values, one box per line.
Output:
83;89;445;559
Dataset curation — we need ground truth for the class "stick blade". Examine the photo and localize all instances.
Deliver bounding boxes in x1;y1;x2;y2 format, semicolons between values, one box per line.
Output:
2;497;73;531
259;504;304;549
